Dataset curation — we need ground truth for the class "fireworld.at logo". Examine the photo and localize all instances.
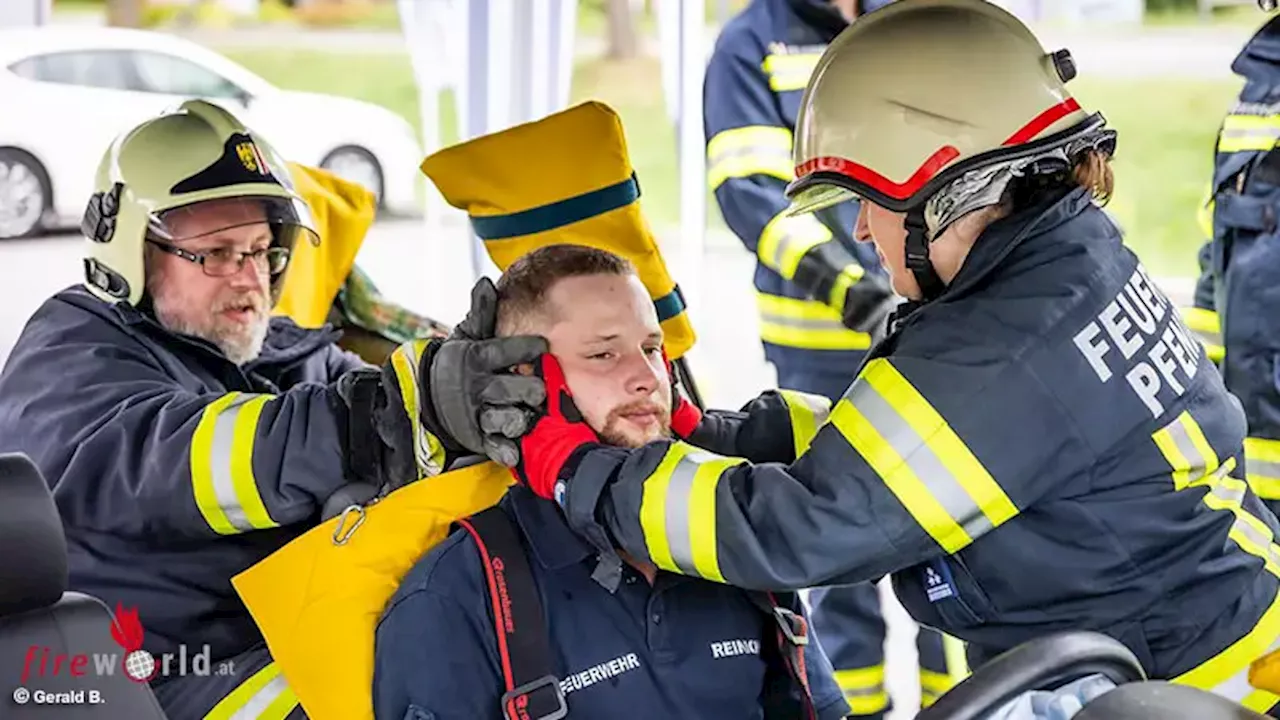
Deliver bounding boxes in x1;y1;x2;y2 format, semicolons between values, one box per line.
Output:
19;604;235;684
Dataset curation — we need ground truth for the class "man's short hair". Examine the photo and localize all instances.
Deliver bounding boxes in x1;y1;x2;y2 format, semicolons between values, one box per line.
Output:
495;244;637;335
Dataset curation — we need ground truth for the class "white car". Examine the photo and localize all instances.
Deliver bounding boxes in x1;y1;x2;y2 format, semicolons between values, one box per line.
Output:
0;26;424;239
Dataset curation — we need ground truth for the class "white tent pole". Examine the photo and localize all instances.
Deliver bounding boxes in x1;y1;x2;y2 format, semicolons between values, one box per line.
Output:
677;0;707;350
398;0;474;324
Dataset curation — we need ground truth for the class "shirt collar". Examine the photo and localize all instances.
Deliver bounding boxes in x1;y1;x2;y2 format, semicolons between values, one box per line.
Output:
505;485;594;571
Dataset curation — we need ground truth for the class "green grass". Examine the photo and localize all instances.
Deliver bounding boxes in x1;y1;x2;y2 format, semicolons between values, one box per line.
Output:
221;47;1244;277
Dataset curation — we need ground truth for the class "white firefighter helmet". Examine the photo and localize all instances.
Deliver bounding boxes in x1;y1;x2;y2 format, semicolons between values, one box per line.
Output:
81;99;318;307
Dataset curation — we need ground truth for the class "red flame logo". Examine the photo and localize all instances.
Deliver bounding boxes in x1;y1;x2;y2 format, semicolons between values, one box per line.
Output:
109;604;145;653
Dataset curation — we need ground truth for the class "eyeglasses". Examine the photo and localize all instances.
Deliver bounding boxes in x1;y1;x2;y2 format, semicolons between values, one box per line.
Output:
146;239;290;277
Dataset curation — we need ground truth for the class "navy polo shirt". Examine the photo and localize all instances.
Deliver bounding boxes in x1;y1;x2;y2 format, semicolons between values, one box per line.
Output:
373;486;849;720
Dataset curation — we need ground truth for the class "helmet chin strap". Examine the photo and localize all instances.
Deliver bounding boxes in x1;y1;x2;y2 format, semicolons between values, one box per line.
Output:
904;207;947;302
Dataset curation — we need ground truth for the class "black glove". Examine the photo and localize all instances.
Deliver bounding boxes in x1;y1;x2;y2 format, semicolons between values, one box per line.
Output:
839;272;897;344
420;278;548;467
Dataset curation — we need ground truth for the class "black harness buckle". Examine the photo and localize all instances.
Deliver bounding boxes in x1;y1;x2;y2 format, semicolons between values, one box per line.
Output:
501;674;568;720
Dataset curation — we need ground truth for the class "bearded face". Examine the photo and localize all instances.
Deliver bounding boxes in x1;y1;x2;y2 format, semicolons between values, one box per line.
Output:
144;199;275;365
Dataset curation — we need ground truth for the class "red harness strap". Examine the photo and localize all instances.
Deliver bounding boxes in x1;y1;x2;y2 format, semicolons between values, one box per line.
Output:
457;507;568;720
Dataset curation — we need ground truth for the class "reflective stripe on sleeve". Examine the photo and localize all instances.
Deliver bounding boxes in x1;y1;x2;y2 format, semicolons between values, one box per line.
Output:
706;125;794;190
1180;306;1224;364
390;339;445;476
757;293;871;351
832;665;889;716
1155;412;1280;711
919;668;957;708
762;52;821;93
1246;437;1280;501
1218;113;1280;153
638;442;746;583
757;210;834;280
191;392;279;536
203;661;299;720
828;359;1018;553
778;388;833;457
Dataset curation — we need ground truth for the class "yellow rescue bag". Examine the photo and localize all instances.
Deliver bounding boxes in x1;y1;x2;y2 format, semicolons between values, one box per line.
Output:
420;100;697;360
231;463;514;720
1250;647;1280;695
273;162;378;328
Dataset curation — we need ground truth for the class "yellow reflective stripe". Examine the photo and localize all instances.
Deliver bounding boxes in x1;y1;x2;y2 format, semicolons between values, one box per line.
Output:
1172;589;1280;710
391;340;444;476
1219;113;1280;153
706;125;794;190
920;668;959;699
828;263;865;311
828;359;1018;553
191;392;278;535
762;52;821;92
203;661;299;720
943;632;970;681
1198;183;1216;239
778;389;832;457
1246;437;1280;500
757;209;833;280
833;665;889;715
638;442;744;582
757;293;871;351
1155;412;1280;708
1181;306;1223;363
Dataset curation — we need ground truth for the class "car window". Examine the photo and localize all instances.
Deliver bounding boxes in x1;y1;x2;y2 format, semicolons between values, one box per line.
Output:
7;50;132;90
129;51;242;98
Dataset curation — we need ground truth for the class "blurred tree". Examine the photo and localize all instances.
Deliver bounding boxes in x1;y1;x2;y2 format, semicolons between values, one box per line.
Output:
606;0;639;59
106;0;144;26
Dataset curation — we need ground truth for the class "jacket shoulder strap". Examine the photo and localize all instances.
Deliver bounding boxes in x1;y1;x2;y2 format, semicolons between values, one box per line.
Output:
456;506;568;720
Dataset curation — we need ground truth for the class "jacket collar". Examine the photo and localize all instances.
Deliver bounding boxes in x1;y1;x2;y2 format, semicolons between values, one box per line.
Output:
505;485;594;571
889;187;1093;329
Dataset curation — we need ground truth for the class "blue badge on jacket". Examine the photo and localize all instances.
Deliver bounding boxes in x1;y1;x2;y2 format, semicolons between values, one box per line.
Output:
925;559;956;603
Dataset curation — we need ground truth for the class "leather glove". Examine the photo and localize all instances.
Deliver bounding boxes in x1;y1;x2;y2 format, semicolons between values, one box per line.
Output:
421;278;549;466
838;271;897;344
512;354;602;500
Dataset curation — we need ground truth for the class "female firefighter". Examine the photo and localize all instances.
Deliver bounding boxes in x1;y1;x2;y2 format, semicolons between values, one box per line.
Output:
419;0;1280;713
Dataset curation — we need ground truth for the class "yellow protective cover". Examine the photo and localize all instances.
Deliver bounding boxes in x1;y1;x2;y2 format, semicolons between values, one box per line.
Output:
1251;647;1280;694
273;162;379;328
419;101;697;360
231;463;514;720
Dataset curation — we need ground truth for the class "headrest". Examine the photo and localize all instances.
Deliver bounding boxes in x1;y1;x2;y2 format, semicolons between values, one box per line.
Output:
419;101;697;360
0;453;67;616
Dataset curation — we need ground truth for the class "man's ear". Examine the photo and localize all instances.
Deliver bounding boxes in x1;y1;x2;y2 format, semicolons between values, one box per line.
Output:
513;362;535;376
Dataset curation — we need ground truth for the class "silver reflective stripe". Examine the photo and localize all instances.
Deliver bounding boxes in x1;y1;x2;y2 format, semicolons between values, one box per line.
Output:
210;394;259;533
228;673;292;720
787;390;832;424
1215;636;1280;703
1163;417;1280;569
662;450;718;576
1164;418;1209;477
708;144;791;172
759;310;846;332
1248;457;1280;483
847;383;994;541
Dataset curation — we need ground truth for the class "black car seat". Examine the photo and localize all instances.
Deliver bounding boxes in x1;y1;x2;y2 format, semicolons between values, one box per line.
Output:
0;452;169;719
917;630;1147;720
1074;681;1271;720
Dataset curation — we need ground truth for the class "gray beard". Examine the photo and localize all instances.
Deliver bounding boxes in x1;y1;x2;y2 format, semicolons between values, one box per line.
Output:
152;298;268;366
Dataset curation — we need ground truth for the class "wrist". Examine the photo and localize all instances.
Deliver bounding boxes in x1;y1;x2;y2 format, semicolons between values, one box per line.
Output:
412;338;466;454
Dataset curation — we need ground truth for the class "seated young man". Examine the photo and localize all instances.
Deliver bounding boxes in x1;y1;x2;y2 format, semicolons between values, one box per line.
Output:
373;244;850;720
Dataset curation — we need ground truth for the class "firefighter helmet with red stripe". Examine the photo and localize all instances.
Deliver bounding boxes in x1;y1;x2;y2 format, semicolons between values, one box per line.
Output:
786;0;1105;215
784;0;1116;300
